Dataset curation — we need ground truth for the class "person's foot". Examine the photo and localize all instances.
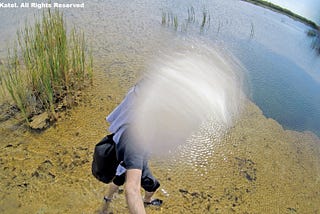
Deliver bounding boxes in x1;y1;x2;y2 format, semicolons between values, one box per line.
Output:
143;198;163;206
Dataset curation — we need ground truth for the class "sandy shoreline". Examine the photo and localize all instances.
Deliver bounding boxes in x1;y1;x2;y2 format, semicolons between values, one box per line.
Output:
0;70;319;213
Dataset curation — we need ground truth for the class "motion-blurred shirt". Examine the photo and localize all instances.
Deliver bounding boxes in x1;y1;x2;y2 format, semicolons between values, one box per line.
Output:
106;85;138;144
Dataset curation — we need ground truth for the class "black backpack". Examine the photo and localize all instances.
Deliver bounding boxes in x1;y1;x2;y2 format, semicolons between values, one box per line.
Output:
92;134;120;184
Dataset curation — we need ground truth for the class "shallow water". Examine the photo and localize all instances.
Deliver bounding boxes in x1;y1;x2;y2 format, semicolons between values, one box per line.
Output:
1;0;320;213
1;78;319;213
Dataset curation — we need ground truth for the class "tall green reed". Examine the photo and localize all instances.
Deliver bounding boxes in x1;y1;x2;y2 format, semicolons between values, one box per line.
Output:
1;9;93;124
3;45;29;121
162;7;210;32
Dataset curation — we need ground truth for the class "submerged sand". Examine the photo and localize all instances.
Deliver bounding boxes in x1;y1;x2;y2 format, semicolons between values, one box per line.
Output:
0;71;319;213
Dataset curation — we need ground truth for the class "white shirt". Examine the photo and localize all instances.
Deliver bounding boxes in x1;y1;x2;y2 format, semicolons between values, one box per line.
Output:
106;86;138;144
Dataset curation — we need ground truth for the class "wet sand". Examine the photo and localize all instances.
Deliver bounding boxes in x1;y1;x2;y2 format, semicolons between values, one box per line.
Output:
0;70;320;213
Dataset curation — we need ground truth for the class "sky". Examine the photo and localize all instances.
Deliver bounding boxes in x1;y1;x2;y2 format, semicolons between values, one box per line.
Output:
267;0;320;25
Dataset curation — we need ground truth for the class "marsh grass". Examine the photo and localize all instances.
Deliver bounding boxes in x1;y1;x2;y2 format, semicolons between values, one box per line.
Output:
1;10;93;125
200;9;210;32
250;22;255;38
162;12;178;31
187;6;195;23
311;35;320;55
162;7;210;32
306;29;320;54
0;62;7;100
307;30;316;37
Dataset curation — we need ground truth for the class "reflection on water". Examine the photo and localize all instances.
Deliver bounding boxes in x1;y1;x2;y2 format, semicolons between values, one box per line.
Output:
132;41;245;154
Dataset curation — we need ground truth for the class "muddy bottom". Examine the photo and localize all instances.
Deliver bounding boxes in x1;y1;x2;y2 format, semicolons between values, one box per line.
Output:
0;71;320;214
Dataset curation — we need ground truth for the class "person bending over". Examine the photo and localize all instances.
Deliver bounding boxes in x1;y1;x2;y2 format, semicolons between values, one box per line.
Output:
105;84;162;214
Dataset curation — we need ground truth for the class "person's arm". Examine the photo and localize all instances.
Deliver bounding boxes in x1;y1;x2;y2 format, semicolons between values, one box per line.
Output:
125;169;146;214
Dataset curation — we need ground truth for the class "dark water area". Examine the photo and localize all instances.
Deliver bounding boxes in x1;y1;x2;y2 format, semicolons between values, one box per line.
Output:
211;1;320;137
234;39;320;136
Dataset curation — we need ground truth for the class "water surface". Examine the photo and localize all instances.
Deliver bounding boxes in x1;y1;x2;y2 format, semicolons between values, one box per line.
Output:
0;0;320;213
1;0;319;135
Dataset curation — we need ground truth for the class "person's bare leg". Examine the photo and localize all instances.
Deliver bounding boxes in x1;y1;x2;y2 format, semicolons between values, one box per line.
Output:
100;183;119;214
143;191;154;203
105;182;119;201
